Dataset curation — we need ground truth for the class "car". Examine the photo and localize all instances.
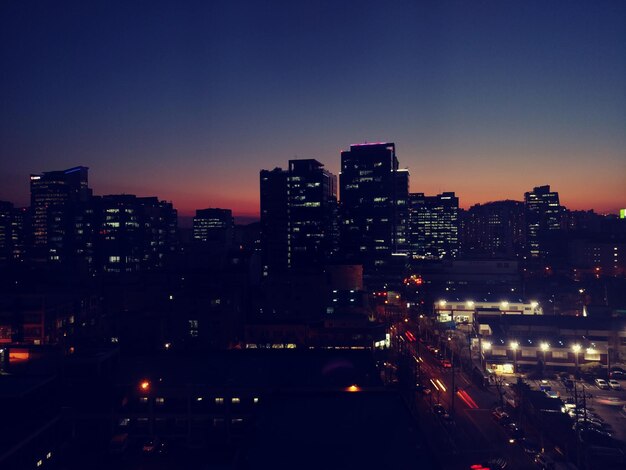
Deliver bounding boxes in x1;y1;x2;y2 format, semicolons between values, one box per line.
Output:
608;379;621;390
517;437;540;455
433;403;449;419
415;384;432;395
492;407;512;425
505;422;525;443
441;359;452;368
534;453;555;469
595;378;609;390
562;398;576;410
142;437;161;454
545;390;559;399
609;370;626;380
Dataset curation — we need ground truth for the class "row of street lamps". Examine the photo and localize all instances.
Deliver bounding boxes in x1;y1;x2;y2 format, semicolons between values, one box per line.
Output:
482;341;585;373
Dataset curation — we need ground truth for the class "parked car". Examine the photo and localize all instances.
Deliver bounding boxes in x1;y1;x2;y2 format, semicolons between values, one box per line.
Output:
608;379;621;390
492;407;511;425
609;370;626;380
595;378;609;390
433;403;446;415
517;437;540;455
441;359;452;368
505;422;525;443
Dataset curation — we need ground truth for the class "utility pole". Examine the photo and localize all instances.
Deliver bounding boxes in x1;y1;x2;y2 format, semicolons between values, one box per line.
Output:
451;353;456;415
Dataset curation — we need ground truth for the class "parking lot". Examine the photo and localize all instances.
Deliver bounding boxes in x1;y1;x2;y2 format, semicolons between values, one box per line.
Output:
522;376;626;443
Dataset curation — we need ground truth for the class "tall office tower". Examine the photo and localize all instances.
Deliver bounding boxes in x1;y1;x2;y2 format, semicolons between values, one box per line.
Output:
462;200;525;258
95;195;177;273
193;208;234;245
408;192;459;259
29;166;92;261
287;159;338;270
339;142;409;268
260;168;289;278
524;185;562;259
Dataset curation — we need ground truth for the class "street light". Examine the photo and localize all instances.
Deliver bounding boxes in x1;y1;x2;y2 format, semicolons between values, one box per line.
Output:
510;341;519;374
572;343;582;375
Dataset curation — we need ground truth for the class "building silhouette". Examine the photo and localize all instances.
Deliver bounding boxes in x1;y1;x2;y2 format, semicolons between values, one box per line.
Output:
94;195;177;273
287;159;337;270
193;208;234;245
408;192;459;259
260;159;338;276
339;142;409;268
524;185;562;259
29;166;92;262
260;168;289;278
462;200;525;258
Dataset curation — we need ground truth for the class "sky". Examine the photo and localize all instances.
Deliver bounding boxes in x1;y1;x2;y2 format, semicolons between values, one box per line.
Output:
1;0;625;221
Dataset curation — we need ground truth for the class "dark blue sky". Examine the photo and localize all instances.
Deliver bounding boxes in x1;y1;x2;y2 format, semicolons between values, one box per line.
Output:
1;0;625;218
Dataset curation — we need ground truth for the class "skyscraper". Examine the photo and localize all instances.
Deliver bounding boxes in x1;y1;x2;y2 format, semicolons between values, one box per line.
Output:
524;185;562;259
287;159;337;270
260;159;338;276
408;192;459;259
29;166;91;261
339;142;409;268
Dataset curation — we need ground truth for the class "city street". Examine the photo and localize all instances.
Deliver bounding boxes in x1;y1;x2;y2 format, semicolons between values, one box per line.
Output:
392;322;536;469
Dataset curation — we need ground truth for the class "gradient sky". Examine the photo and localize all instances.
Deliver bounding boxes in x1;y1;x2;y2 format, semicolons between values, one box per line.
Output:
1;0;625;221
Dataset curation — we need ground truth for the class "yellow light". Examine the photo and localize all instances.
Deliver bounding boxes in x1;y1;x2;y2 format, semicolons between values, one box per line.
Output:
435;379;447;392
510;341;519;350
540;342;549;352
139;380;150;391
483;341;491;351
572;344;581;353
466;300;474;308
439;300;447;307
346;384;360;392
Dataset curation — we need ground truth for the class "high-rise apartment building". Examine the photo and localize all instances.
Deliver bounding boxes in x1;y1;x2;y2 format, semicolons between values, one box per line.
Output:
339;143;409;268
287;159;337;270
524;185;562;259
29;166;91;261
408;192;459;259
462;200;525;258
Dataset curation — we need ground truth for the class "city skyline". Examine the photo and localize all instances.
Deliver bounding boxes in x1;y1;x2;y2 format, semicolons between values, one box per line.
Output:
0;150;622;224
1;1;625;218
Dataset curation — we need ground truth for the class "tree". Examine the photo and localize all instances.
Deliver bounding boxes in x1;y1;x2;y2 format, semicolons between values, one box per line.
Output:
492;374;508;407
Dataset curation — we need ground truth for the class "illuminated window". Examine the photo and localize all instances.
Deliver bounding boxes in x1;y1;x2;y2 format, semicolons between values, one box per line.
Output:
215;397;224;405
253;397;259;404
231;397;240;404
140;397;148;403
155;397;165;405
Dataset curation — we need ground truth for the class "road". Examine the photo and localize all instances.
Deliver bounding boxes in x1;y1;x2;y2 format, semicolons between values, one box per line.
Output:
393;323;537;470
